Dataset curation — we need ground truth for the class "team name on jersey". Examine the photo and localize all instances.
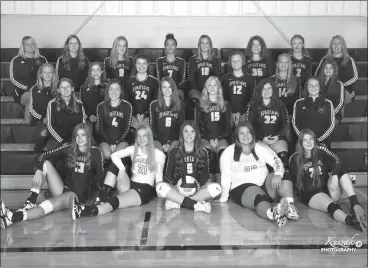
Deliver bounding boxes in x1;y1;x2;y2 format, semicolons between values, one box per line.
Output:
304;160;323;170
163;65;179;71
248;62;267;68
158;111;179;119
292;63;306;69
109;111;124;118
76;155;88;163
135;157;148;165
276;82;286;88
229;80;247;87
197;62;213;69
184;156;195;163
209;105;220;112
260;110;279;117
133;85;150;92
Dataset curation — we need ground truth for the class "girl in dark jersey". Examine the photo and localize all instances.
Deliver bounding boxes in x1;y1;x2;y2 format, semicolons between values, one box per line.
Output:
317;59;344;124
289;129;366;231
29;63;57;152
156;33;186;100
269;53;301;115
124;55;159;129
194;76;232;173
56;35;90;93
221;51;255;127
292;77;335;145
289;35;312;88
97;79;132;160
156;120;221;213
245;79;290;169
188;35;221;101
10;36;47;123
244;35;273;87
103;36;134;85
149;77;185;153
46;78;86;150
0;123;104;229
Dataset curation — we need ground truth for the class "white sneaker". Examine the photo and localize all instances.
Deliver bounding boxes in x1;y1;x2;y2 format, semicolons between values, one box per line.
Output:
164;200;180;211
271;198;289;228
194;201;211;214
19;200;36;211
0;200;14;229
286;202;299;220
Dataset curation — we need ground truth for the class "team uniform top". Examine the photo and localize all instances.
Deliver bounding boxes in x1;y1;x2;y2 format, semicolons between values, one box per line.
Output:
80;83;106;117
124;75;159;116
290;54;312;87
149;100;186;145
164;146;210;187
10;55;47;94
315;56;358;93
289;145;344;198
219;142;285;201
245;56;273;86
221;72;256;114
29;85;53;122
321;79;344;121
156;56;186;88
292;96;335;143
245;99;290;141
268;75;301;114
96;99;132;145
194;101;233;140
35;143;104;202
188;55;221;91
56;56;90;92
112;146;166;187
103;56;134;83
47;98;86;144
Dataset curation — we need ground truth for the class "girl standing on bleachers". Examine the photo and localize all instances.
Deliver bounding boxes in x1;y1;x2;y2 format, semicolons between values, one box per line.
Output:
46;78;86;150
97;79;132;160
56;35;90;93
103;36;134;85
10;36;48;123
315;35;358;102
289;34;312;89
0;123;104;228
149;77;185;153
29;63;57;152
317;59;344;124
156;33;186;100
244;35;273;87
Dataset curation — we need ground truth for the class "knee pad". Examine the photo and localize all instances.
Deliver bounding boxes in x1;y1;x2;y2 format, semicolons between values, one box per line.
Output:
254;194;270;207
107;196;120;211
156;182;171;198
277;151;289;169
327;202;341;218
39;200;53;214
207;183;221;198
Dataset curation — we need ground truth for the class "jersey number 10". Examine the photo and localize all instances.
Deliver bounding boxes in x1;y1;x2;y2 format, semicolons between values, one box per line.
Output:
201;67;209;76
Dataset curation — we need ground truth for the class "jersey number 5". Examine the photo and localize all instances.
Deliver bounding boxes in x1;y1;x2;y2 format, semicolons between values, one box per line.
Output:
211;112;220;122
264;115;277;124
233;85;242;95
135;91;148;100
295;68;301;78
112;117;118;127
201;67;209;76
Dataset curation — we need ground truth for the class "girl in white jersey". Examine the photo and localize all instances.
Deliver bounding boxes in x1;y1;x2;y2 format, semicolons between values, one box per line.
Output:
219;121;298;227
71;124;166;219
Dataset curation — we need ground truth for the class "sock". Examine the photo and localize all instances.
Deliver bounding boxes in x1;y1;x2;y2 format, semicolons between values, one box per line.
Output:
99;184;113;201
348;195;359;209
345;215;354;226
82;205;99;217
266;208;274;220
28;188;40;204
180;197;197;210
12;211;26;223
286;197;294;204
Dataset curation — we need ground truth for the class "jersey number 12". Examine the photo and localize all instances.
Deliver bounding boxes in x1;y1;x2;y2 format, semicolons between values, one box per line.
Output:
233;85;242;95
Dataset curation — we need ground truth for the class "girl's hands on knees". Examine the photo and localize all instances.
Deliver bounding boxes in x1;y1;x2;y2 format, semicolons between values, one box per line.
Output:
110;144;117;152
329;175;339;193
42;118;48;125
33;170;44;187
89;115;97;123
263;135;272;145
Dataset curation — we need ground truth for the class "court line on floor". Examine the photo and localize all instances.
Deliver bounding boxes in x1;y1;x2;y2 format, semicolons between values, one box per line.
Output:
140;212;151;245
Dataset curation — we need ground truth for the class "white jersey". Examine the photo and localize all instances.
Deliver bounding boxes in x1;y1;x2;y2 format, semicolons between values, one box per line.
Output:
219;142;284;201
111;146;166;187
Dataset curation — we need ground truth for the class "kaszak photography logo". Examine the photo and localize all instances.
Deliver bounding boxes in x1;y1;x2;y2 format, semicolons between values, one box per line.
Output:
321;234;363;252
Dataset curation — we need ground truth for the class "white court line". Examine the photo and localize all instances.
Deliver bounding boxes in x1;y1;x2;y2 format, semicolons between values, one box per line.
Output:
355;188;368;201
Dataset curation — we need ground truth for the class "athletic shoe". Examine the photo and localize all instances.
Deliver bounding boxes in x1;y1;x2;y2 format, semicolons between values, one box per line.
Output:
164;200;180;211
93;197;103;205
72;196;84;220
0;200;14;229
271;198;289;228
351;205;367;232
194;201;212;214
286;202;299;220
20;200;36;211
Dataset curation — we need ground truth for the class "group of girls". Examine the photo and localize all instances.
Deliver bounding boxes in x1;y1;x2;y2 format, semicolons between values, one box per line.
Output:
1;32;365;231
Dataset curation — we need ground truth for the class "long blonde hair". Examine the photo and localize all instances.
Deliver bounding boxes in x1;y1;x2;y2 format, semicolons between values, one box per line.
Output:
109;36;130;68
132;124;157;172
199;76;225;113
36;63;58;96
196;35;215;61
325;35;350;65
18;36;41;59
275;53;298;94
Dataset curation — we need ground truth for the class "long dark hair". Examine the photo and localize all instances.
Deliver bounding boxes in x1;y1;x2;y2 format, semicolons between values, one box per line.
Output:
61;34;86;71
173;121;207;180
234;121;258;161
317;59;340;97
103;79;123;116
245;35;269;60
252;78;279;108
55;78;80;113
157;77;181;113
85;61;107;90
295;129;321;191
66;123;92;169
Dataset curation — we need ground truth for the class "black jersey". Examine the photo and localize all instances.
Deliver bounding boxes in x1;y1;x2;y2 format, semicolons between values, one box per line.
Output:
149;100;185;145
289;145;344;195
195;101;232;140
96;99;132;145
47;98;86;144
290;55;312;87
245;99;289;141
221;72;256;114
103;56;134;83
165;146;210;186
35;143;104;202
269;75;301;114
56;56;90;92
245;56;273;86
156;56;186;88
29;85;53;121
124;75;159;116
188;55;221;91
321;78;344;121
80;83;106;117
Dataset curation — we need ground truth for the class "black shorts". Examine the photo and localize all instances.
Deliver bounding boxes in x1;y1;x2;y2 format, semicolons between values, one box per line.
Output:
63;185;89;203
229;179;270;207
130;181;156;205
300;185;330;206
